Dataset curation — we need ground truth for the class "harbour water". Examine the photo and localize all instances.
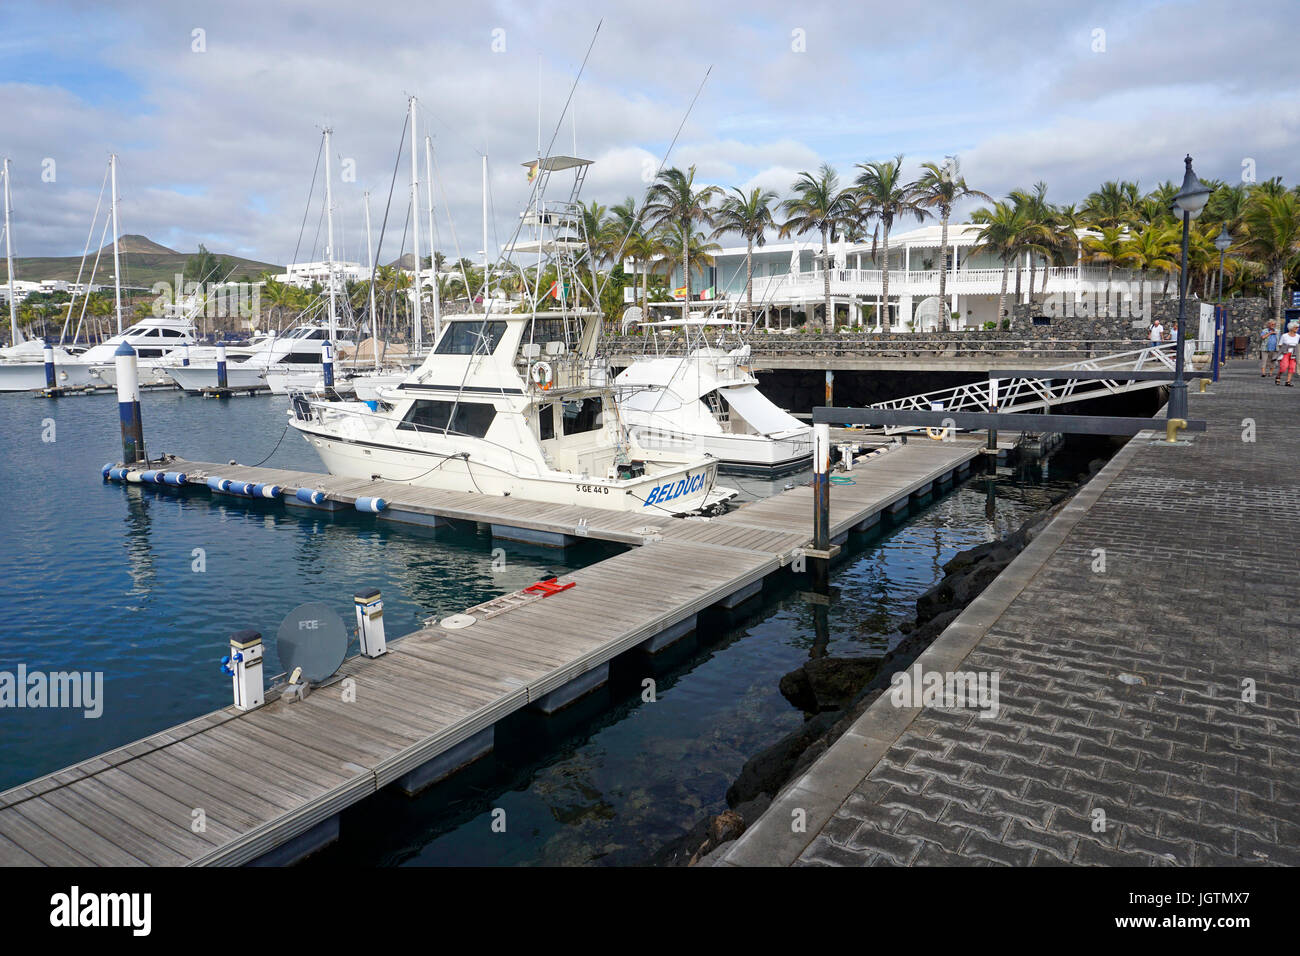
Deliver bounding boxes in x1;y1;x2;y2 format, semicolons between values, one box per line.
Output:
0;388;1108;865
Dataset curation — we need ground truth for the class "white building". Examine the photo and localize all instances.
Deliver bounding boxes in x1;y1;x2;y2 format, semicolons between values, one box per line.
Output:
273;260;369;290
645;223;1152;330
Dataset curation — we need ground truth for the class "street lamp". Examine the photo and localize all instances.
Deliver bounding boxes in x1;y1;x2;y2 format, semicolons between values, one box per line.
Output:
1168;155;1211;420
1213;226;1232;377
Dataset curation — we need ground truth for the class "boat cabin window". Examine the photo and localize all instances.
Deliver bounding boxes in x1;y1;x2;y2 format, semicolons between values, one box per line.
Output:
159;328;186;338
397;399;496;439
536;403;556;441
562;397;603;436
520;317;571;353
435;321;507;355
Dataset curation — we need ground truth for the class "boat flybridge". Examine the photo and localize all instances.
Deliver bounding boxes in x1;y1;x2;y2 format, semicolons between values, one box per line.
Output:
615;313;814;473
166;322;355;392
288;154;733;517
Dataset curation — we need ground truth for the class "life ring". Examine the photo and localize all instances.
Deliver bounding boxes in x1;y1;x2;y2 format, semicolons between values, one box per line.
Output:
926;426;952;441
530;361;553;390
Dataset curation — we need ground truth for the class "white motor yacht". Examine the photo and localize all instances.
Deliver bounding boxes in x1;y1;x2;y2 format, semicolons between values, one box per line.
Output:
166;323;355;392
615;316;813;472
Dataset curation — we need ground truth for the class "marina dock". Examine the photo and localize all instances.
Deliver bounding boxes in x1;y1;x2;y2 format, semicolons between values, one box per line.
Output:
713;364;1300;867
0;437;984;865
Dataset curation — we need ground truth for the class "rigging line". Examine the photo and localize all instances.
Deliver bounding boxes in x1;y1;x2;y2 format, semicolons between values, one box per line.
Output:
74;199;115;345
61;161;111;344
430;149;475;316
595;63;713;307
360;109;410;349
291;135;325;268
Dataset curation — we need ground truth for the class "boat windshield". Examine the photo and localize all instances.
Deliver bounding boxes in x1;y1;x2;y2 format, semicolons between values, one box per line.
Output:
435;321;507;355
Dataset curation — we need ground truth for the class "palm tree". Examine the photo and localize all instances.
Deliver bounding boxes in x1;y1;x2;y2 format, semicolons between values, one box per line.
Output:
1082;226;1127;315
1119;224;1179;315
914;159;991;317
711;186;778;327
643;166;721;320
779;164;856;329
970;200;1023;322
1237;190;1300;328
1083;181;1139;228
1009;183;1059;304
854;155;925;326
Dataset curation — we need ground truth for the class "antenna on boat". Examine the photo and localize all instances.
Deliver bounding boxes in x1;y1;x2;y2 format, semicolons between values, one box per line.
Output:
425;135;440;341
2;157;21;346
110;153;123;335
322;127;338;344
481;153;489;309
364;189;379;369
408;96;423;355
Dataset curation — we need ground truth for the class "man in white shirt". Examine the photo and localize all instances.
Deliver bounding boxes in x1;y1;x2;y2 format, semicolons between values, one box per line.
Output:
1149;320;1165;345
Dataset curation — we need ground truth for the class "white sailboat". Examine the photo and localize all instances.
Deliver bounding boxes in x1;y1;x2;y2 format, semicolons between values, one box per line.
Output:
289;154;731;516
615;315;813;472
0;157;99;392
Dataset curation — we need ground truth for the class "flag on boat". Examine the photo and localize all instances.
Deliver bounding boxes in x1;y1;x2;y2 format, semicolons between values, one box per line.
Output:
547;280;569;301
672;285;687;300
527;164;538;183
698;287;715;300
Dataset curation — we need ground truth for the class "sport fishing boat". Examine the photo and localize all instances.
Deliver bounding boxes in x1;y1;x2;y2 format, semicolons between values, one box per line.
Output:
615;315;813;473
288;154;731;516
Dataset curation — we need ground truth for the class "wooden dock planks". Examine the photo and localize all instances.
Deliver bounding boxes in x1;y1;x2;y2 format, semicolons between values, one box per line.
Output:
0;438;981;866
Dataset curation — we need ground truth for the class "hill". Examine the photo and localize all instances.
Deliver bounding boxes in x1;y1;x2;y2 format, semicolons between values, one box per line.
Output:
1;236;282;288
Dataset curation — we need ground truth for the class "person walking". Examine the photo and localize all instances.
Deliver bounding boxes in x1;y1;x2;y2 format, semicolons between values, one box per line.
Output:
1149;319;1165;347
1261;319;1279;377
1276;322;1299;386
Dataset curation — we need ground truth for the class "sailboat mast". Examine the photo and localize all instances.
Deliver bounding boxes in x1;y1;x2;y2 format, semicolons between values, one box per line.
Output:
481;154;489;308
408;96;422;355
2;157;20;346
322;128;338;343
424;136;440;341
110;153;123;335
364;190;379;369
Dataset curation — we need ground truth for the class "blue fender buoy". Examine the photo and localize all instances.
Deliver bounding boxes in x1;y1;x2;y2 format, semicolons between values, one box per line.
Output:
252;483;282;499
161;471;188;486
109;467;130;482
355;496;386;513
207;476;231;493
295;488;326;505
101;463;113;480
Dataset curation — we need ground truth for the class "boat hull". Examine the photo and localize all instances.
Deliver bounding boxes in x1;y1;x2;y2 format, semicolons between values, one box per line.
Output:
166;365;269;392
0;361;98;392
292;420;718;515
626;424;813;472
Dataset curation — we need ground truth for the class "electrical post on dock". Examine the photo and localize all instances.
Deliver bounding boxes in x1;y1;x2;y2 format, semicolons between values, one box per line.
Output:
355;588;387;658
223;630;264;711
825;369;834;408
813;422;830;553
43;342;56;390
216;343;228;389
114;340;146;464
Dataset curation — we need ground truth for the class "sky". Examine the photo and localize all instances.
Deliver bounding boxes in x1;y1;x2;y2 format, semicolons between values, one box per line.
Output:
1;0;1297;266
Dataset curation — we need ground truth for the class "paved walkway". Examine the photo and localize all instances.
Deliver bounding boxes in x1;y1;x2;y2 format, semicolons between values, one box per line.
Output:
717;364;1299;866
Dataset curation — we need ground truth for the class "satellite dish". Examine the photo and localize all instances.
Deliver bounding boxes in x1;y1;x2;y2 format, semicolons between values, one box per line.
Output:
621;306;644;334
276;602;348;682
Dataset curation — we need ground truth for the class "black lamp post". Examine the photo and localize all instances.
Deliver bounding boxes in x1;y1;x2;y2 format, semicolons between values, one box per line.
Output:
1168;155;1211;420
1214;225;1231;300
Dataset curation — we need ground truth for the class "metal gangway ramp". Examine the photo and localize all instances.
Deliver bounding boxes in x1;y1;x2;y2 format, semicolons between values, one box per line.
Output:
867;344;1183;432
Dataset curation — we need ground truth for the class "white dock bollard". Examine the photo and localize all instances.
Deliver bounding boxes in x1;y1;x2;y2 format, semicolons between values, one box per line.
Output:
222;629;264;711
355;588;387;657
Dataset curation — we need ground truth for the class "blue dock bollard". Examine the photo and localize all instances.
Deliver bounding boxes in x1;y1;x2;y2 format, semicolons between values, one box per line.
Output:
216;343;228;389
355;588;387;658
114;340;146;464
222;630;264;711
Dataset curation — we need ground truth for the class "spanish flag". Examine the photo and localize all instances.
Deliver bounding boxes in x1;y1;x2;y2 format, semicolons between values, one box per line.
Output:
672;286;687;300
